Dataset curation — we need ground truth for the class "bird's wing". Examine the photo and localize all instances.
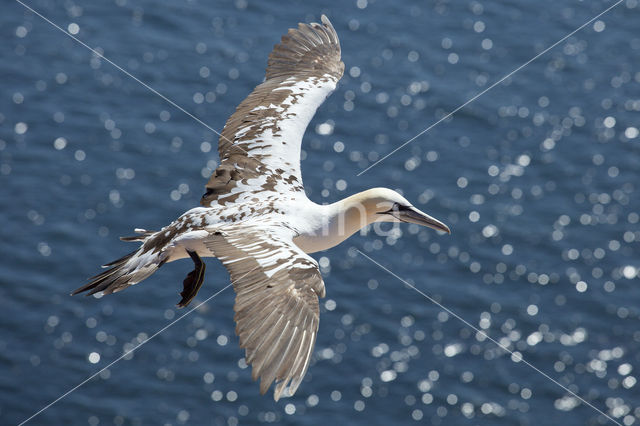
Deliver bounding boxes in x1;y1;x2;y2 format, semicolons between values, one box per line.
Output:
201;15;344;206
204;225;326;400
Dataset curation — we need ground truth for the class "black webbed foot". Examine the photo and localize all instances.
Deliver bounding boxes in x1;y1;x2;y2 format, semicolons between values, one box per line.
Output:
177;250;206;308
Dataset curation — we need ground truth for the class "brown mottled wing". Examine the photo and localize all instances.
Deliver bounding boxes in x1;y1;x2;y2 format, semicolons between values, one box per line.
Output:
201;15;344;206
204;226;326;400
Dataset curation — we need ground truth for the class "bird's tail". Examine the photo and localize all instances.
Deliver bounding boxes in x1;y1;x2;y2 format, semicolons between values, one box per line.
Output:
72;228;167;297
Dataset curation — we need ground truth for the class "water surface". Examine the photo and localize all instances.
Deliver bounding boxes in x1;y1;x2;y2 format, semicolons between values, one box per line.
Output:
1;0;639;425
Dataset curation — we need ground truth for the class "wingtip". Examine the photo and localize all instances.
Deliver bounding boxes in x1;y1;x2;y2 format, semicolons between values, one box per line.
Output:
320;15;335;32
273;381;287;401
259;378;270;396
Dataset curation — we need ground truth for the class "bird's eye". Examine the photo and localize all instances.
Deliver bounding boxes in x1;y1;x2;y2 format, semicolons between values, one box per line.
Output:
395;203;413;212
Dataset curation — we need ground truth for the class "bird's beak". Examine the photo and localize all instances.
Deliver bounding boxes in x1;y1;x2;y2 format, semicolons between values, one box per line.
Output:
396;206;451;234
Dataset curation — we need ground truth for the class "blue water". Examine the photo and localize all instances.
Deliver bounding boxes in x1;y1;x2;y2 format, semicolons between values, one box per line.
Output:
2;0;639;424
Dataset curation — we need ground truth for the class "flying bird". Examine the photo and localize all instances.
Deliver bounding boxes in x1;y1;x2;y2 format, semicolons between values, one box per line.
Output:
73;15;450;400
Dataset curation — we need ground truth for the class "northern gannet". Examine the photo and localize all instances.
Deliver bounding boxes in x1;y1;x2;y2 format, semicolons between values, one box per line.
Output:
73;15;450;400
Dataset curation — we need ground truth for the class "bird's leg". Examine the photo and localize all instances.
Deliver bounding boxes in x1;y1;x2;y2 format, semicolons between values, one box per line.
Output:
177;250;206;308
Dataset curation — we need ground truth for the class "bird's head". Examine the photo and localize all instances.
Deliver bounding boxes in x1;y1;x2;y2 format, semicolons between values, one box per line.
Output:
362;188;451;234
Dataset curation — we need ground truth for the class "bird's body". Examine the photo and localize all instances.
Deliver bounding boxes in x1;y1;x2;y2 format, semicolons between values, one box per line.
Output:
74;15;449;400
